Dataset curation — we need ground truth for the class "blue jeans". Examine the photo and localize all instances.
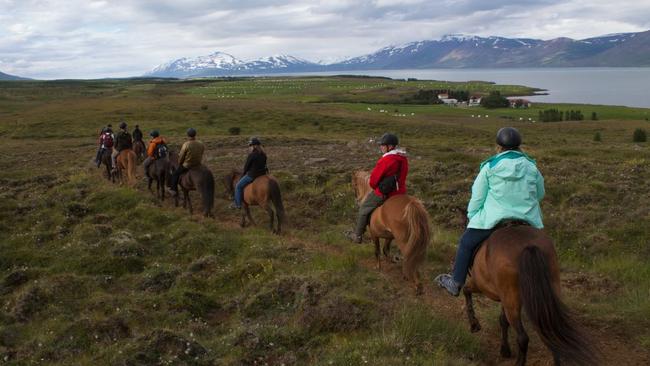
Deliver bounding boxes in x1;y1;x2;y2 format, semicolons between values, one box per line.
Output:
234;175;254;208
452;228;496;285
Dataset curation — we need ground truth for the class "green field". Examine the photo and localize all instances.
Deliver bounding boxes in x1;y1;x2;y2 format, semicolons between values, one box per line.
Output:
1;76;649;365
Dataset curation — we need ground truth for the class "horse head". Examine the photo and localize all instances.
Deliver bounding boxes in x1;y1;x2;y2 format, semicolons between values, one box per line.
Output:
351;170;371;204
223;169;241;198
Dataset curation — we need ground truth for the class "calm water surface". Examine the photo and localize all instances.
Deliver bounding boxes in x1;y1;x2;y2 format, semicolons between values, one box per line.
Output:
267;68;650;108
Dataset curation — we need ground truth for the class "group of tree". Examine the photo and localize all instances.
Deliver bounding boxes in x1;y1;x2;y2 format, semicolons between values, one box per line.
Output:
403;89;442;104
538;109;589;122
480;91;509;109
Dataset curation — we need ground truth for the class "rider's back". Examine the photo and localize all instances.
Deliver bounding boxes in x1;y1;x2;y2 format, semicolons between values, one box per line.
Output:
468;151;544;230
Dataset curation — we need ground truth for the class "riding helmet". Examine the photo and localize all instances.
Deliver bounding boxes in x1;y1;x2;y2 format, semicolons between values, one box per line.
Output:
119;122;127;129
496;127;522;149
378;133;399;146
248;137;261;146
150;130;160;138
187;128;197;137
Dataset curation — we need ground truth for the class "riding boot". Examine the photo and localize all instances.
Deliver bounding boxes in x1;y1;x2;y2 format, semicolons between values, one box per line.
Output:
435;274;461;297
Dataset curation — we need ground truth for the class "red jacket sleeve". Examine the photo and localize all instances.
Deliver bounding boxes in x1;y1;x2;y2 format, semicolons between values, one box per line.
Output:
369;157;388;188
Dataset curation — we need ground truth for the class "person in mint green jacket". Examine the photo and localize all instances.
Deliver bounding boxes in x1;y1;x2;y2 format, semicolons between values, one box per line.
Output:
435;127;545;297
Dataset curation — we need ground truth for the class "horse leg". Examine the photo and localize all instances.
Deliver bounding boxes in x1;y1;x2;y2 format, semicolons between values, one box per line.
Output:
264;205;277;234
373;237;381;270
503;302;528;366
245;205;255;226
499;307;512;358
463;285;482;332
402;256;423;295
185;191;193;214
160;176;165;201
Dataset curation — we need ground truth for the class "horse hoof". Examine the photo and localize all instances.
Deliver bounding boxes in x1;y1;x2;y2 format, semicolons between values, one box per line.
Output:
415;285;423;296
470;322;482;333
500;345;512;358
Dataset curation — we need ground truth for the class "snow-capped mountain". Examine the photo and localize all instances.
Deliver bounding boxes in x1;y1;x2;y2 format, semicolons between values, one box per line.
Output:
147;53;319;78
146;51;245;78
145;30;650;78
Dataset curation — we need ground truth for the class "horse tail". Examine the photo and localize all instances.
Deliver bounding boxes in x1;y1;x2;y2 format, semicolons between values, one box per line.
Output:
200;168;215;215
519;246;598;366
402;198;430;275
268;178;285;225
126;150;137;185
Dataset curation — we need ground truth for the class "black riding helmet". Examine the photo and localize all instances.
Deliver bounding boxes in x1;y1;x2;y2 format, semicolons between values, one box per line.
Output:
248;137;261;146
496;127;522;149
378;133;399;146
150;130;160;138
187;128;197;137
119;122;127;129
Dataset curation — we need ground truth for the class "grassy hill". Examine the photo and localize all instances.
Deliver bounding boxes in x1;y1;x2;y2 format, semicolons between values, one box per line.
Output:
0;77;649;365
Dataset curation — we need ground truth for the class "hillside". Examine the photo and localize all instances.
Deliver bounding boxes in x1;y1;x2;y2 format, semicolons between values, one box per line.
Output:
0;78;649;365
0;70;29;81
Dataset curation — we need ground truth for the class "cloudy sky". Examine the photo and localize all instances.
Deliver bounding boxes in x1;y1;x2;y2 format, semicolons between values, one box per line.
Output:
1;0;649;79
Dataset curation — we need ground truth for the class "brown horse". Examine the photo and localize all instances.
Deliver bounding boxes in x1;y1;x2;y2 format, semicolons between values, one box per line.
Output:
114;149;137;186
146;156;171;201
169;152;215;217
133;140;146;162
352;170;430;294
463;225;598;366
225;170;285;234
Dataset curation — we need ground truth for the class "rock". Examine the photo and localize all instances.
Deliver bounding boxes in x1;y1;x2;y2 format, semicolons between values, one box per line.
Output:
304;158;328;165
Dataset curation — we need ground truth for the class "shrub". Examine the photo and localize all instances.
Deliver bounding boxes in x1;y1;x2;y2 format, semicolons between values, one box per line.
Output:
480;91;509;109
633;128;647;142
591;112;598;121
594;132;602;142
228;127;241;135
200;104;208;111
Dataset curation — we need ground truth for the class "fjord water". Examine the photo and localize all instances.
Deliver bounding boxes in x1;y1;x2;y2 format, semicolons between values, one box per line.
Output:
275;67;650;108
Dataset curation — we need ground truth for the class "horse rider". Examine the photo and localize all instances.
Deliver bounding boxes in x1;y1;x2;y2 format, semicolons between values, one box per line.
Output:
143;130;167;179
111;122;133;172
168;128;205;197
231;137;268;209
435;127;545;297
95;126;114;168
347;133;408;244
133;124;143;144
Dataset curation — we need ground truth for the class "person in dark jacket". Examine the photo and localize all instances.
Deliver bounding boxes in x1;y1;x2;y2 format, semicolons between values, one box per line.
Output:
111;122;133;171
347;133;408;243
232;137;268;209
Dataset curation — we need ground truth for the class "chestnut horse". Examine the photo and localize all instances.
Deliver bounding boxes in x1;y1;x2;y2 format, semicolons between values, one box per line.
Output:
352;170;430;295
169;152;215;217
224;170;285;234
114;149;137;186
463;224;597;366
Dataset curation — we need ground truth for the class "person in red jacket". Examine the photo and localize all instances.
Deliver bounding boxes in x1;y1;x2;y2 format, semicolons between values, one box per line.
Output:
347;133;408;243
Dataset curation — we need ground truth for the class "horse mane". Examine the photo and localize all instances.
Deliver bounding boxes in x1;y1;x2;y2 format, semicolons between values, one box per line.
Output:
351;170;371;204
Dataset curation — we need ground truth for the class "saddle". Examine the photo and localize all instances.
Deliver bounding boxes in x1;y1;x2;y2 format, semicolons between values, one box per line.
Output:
468;220;531;270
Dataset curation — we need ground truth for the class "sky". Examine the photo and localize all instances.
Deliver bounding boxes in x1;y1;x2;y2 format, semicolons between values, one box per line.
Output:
1;0;649;79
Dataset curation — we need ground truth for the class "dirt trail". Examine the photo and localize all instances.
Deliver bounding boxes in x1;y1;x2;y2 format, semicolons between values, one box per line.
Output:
103;166;650;366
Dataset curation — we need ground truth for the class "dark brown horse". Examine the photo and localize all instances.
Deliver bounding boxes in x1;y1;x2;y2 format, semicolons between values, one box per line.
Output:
169;152;215;217
114;149;137;186
99;148;114;182
352;170;430;295
225;170;285;234
463;225;598;366
133;140;146;162
146;156;171;201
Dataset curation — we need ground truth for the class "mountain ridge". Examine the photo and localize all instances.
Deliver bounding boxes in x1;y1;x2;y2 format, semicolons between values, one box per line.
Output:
146;31;650;78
